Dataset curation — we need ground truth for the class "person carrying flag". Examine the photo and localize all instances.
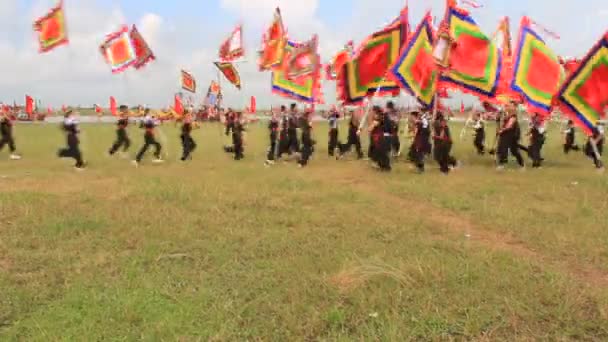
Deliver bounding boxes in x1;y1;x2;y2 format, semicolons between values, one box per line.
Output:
108;105;131;157
133;109;163;166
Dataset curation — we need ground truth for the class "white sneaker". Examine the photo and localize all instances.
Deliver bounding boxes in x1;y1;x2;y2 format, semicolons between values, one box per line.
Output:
152;158;164;164
496;165;505;171
9;154;21;160
131;160;139;167
74;166;85;172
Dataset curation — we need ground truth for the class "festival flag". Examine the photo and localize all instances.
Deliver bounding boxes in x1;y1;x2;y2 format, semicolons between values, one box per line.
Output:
181;70;197;93
439;4;502;101
174;94;184;115
271;40;322;104
259;7;287;71
130;25;155;69
25;95;34;115
511;16;564;117
214;62;242;90
389;12;437;108
100;26;137;74
47;106;53;115
205;81;221;107
559;57;582;77
461;100;465;114
33;1;69;53
95;104;102;114
250;96;257;113
327;41;354;80
556;32;608;135
285;35;320;81
110;96;117;116
493;17;513;59
339;6;409;104
219;25;244;62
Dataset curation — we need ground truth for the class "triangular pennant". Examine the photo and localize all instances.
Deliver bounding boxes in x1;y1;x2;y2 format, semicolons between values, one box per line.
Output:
439;5;502;100
214;62;242;90
220;25;244;62
511;16;564;116
181;70;197;93
557;32;608;135
33;1;69;53
259;8;287;71
100;26;137;74
389;13;438;109
130;25;155;69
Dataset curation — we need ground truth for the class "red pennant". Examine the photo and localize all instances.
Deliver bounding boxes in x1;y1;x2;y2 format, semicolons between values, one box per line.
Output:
110;96;117;116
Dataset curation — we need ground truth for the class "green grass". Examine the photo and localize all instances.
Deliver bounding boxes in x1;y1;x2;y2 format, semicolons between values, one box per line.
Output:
1;121;607;340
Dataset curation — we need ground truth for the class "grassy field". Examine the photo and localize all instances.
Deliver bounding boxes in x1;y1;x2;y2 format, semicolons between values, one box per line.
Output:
1;121;607;340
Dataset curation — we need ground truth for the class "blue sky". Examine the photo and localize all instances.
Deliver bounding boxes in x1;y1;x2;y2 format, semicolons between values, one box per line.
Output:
0;0;606;109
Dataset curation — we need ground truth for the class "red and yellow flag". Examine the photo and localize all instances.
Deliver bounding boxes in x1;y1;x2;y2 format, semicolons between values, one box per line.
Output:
214;62;242;90
181;70;197;93
259;8;287;71
33;1;69;53
220;25;244;62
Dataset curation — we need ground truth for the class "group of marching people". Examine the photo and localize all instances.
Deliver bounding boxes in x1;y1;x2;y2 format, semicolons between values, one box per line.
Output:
0;101;604;172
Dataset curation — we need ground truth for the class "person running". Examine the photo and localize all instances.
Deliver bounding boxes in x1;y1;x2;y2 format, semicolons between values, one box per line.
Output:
496;111;525;170
57;110;85;170
472;112;486;155
108;105;131;157
133;109;163;166
563;120;580;154
327;106;341;157
338;111;364;159
0;112;21;160
265;111;280;166
180;111;197;161
584;125;604;170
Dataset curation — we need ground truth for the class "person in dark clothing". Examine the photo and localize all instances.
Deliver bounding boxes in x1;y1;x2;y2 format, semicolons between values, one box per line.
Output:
57;111;85;170
386;101;401;157
232;112;246;160
108;105;131;157
338;112;364;159
298;110;313;167
584;126;604;169
563;120;580;154
433;115;457;174
288;103;300;154
265;112;280;165
327;107;341;157
225;109;235;136
133;109;163;166
0;113;21;160
472;112;486;155
411;111;431;173
497;112;525;170
180;111;197;161
277;105;291;159
527;114;546;168
369;106;392;171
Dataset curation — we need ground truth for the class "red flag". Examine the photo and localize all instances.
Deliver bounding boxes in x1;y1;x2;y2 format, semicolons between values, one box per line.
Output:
259;8;287;71
33;1;69;53
95;104;102;114
181;70;197;93
110;96;117;116
130;25;155;69
460;101;465;114
220;25;244;62
284;35;319;81
174;94;184;115
25;95;34;115
250;96;257;113
47;106;53;115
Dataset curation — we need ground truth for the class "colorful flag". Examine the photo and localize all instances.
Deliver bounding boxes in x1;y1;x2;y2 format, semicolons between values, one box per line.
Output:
95;104;102;114
439;4;502;101
389;12;437;108
205;81;221;106
250;96;257;113
285;35;320;81
327;41;354;80
510;16;564;117
556;32;608;135
110;96;117;116
33;1;69;53
339;6;408;104
100;26;137;74
559;57;582;77
259;8;287;71
174;94;184;115
214;62;242;90
220;25;244;62
130;25;155;69
461;100;465;114
493;17;513;59
25;96;34;115
271;40;322;104
181;70;197;93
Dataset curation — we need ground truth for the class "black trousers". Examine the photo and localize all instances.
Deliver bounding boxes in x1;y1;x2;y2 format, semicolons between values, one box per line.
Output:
109;129;130;155
267;134;277;161
529;140;543;168
0;134;16;153
181;133;196;161
277;133;291;159
58;133;84;167
436;142;457;173
299;133;313;166
288;130;299;154
474;129;485;154
233;134;244;160
497;137;524;166
339;133;363;158
564;138;579;154
375;137;391;171
328;129;340;156
136;133;161;162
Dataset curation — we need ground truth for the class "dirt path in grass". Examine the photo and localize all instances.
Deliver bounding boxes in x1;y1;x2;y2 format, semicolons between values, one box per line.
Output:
304;167;608;289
